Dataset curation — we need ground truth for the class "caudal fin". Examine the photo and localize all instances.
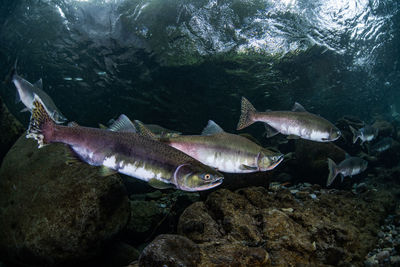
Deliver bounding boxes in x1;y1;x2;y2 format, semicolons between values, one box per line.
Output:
349;125;359;144
3;58;18;84
26;94;55;148
326;158;338;186
237;97;257;130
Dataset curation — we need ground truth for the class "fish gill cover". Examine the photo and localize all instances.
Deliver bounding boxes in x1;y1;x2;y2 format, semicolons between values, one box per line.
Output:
0;0;399;133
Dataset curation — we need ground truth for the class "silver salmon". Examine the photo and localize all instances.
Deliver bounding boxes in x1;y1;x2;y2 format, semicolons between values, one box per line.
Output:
159;120;284;173
349;125;378;145
11;60;67;124
237;97;341;142
326;156;368;186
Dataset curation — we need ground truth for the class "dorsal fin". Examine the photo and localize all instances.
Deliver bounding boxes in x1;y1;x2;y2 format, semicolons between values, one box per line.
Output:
292;102;307;112
201;120;224;136
108;114;136;132
68;121;79;127
34;78;43;90
345;153;351;159
134;120;156;139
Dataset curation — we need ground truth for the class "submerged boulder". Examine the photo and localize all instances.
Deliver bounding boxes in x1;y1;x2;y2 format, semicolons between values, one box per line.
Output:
138;234;201;267
0;96;24;164
0;136;130;266
174;186;395;266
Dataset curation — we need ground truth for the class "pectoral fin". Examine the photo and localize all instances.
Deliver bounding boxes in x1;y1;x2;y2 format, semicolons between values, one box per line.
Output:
20;107;29;112
148;178;174;189
239;164;258;171
287;135;300;140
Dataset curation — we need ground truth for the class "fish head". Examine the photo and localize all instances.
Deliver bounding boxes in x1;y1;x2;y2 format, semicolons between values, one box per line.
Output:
328;127;341;141
173;163;223;191
52;111;68;124
258;150;284;171
360;159;368;172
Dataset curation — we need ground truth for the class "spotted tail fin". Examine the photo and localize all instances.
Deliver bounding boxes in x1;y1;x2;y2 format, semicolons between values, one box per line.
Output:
237;97;257;130
26;94;55;148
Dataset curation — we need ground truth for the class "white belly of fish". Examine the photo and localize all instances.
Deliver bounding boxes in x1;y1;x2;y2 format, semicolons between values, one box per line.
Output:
202;153;255;173
103;155;163;182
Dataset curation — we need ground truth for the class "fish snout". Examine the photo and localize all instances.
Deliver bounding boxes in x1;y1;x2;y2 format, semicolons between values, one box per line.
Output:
259;153;284;171
330;128;342;141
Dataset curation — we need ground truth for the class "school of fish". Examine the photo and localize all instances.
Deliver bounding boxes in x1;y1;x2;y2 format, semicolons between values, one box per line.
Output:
9;63;379;190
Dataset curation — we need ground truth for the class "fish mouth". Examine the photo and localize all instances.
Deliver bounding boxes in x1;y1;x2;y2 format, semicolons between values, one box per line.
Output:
193;177;224;191
267;155;284;170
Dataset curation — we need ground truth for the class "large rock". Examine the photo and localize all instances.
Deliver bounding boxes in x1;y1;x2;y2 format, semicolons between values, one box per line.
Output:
125;190;201;244
138;234;201;267
0;136;130;266
176;187;395;266
0;96;24;164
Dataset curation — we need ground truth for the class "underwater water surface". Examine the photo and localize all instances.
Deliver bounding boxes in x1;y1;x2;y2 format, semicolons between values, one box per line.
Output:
1;0;400;266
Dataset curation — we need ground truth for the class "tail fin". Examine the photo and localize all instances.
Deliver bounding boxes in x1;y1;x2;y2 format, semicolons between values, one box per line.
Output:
349;125;359;144
26;94;55;148
326;158;338;186
3;58;18;84
237;97;257;130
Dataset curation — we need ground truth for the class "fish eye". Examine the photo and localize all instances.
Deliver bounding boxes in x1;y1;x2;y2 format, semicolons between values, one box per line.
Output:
204;174;211;180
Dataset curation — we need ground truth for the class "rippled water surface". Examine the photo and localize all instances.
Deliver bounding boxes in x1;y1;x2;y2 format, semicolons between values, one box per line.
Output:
0;0;399;133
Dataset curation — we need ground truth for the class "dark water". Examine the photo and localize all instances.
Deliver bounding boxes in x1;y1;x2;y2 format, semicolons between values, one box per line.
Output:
0;0;399;133
1;1;400;266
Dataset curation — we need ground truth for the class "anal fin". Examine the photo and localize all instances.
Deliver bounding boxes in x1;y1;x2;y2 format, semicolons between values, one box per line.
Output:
263;123;279;138
99;166;118;177
64;146;82;165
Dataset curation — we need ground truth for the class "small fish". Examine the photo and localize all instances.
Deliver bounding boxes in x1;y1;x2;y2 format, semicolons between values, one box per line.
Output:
10;60;67;124
349;125;378;145
237;97;341;142
157;120;284;173
326;156;368;186
370;137;394;154
390;105;400;121
26;95;223;192
74;77;83;81
97;71;107;76
63;77;73;81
